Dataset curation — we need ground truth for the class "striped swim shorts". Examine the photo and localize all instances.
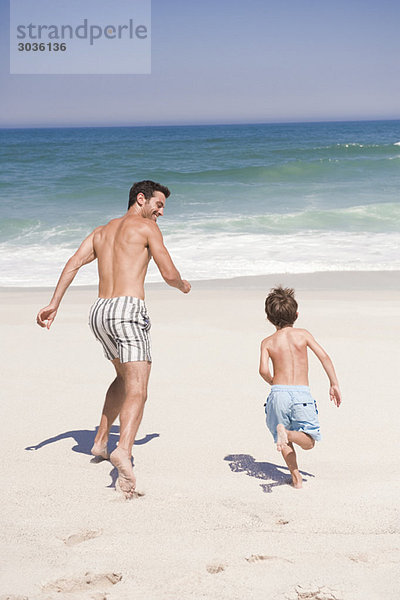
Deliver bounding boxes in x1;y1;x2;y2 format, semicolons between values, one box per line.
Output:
89;296;152;363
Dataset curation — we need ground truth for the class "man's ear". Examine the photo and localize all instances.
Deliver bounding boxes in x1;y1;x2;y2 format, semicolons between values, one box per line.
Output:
136;192;146;206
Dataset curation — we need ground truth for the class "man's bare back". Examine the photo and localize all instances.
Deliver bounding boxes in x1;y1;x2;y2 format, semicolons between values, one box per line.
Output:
94;215;156;299
93;190;191;299
94;215;151;299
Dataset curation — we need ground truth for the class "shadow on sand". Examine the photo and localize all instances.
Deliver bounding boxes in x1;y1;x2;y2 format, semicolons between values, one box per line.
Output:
25;426;160;490
224;454;314;493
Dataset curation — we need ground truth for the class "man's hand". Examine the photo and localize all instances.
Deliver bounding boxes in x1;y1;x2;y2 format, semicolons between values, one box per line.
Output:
330;384;341;407
180;280;191;294
36;304;58;329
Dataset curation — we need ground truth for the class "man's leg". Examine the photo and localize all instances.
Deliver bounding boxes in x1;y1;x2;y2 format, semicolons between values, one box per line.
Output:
110;360;151;499
276;424;315;489
91;360;125;459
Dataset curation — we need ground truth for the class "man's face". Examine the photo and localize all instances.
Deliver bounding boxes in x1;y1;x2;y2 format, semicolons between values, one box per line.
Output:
144;191;166;222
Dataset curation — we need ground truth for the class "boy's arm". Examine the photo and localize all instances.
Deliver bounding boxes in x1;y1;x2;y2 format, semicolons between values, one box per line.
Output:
259;339;273;385
305;331;341;406
36;228;99;329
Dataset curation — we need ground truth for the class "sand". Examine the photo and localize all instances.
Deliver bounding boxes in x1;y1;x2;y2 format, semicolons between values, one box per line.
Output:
0;271;399;600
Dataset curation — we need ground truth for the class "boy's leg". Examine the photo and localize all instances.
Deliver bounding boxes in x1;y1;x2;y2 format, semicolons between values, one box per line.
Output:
277;424;315;450
276;424;315;489
280;441;303;489
287;429;315;450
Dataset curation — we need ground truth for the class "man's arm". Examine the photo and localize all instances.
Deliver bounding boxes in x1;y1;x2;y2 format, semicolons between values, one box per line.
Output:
147;222;191;293
259;339;273;385
36;228;99;329
305;331;341;406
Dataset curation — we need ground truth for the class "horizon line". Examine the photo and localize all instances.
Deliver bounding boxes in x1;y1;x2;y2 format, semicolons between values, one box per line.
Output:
1;117;400;131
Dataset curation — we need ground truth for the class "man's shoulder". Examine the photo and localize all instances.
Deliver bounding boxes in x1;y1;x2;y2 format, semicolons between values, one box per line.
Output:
93;223;106;234
136;219;163;242
96;217;122;230
124;215;159;232
118;217;162;248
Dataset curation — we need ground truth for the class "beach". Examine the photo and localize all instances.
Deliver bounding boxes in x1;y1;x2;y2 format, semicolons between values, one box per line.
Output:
1;271;399;600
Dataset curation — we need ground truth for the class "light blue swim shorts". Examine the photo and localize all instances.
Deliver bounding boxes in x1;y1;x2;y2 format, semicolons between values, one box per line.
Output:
265;385;321;442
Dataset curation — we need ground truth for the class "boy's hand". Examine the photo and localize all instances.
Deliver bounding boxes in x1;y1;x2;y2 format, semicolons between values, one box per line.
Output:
330;384;341;407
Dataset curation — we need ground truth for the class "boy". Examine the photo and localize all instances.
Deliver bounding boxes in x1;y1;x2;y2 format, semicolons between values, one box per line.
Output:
259;286;341;488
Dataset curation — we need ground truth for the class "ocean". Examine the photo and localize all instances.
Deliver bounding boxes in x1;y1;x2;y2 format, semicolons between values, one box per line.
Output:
0;120;399;287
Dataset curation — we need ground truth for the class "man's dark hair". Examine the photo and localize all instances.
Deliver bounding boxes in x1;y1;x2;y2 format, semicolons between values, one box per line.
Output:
265;286;298;328
128;180;170;209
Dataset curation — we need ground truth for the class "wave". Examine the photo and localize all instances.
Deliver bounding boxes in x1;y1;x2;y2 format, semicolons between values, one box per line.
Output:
1;203;399;251
1;230;399;286
156;155;400;186
160;202;400;235
0;219;93;246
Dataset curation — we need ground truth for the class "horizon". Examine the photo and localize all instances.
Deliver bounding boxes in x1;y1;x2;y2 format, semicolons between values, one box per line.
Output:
2;117;400;131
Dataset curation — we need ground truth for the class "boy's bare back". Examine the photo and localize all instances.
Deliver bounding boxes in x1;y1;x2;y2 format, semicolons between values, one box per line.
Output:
260;325;340;405
261;328;311;386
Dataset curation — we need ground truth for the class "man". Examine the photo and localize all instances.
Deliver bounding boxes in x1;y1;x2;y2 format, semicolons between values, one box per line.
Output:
37;180;191;498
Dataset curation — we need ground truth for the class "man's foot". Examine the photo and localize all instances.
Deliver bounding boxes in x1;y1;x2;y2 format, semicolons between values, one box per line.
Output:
291;470;303;489
91;441;109;460
276;424;289;452
110;447;137;499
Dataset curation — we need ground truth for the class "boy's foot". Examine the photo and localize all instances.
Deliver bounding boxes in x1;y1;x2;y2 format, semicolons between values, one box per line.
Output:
110;447;137;499
91;441;109;460
291;470;303;489
276;424;289;452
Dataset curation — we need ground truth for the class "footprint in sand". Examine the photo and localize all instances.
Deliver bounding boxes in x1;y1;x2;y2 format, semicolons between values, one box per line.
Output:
246;554;292;564
0;596;29;600
206;563;225;574
348;552;369;563
42;572;122;594
64;529;103;547
276;518;289;525
286;584;342;600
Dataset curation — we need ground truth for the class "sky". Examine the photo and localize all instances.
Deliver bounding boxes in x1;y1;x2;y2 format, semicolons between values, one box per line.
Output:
1;0;400;127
